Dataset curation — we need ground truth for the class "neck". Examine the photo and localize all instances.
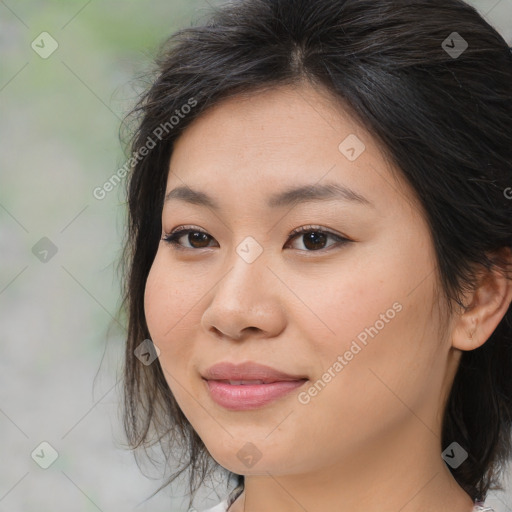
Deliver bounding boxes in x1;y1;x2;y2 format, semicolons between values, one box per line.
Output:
229;419;474;512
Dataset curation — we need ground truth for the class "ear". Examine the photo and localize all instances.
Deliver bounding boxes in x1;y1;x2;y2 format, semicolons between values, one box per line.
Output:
451;248;512;351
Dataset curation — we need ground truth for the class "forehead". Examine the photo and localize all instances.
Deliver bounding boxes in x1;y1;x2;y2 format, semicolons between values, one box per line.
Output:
167;84;414;213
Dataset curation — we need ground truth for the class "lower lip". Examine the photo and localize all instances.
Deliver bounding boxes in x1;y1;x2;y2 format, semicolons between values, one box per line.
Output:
204;379;307;410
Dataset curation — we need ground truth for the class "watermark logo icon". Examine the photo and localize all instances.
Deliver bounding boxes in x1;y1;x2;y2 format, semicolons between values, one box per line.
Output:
31;441;59;469
338;134;366;161
442;32;468;59
236;442;263;468
236;236;263;264
32;237;58;263
31;32;58;59
134;339;160;365
442;441;468;469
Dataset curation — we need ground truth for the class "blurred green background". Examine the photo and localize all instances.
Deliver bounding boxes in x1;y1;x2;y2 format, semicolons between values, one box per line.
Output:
0;2;231;511
0;1;511;511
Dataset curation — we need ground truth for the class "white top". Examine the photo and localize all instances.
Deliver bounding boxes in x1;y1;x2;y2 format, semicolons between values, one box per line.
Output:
203;503;494;512
201;486;243;512
200;485;243;512
201;499;230;512
202;503;494;512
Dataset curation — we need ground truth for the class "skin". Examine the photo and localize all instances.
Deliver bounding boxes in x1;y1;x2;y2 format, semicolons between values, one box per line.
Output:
144;83;512;512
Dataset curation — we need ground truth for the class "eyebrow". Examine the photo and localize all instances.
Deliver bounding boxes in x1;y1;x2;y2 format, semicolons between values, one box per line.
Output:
164;182;372;210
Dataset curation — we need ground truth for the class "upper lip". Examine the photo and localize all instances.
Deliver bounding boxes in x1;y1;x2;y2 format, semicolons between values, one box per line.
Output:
202;361;308;383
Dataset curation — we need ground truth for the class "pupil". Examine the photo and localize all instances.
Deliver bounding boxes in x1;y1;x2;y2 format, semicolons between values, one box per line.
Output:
190;232;210;248
304;231;327;250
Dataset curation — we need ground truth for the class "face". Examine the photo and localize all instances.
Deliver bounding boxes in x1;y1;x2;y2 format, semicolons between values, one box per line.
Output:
144;84;455;478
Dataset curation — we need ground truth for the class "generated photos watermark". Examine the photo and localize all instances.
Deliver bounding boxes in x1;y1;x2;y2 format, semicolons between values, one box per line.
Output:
93;97;197;200
298;301;403;405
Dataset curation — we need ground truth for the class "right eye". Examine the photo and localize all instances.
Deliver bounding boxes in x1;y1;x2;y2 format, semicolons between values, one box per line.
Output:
162;226;218;251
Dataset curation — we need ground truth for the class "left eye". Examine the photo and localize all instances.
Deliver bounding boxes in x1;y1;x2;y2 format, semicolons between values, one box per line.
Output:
162;226;350;252
286;226;349;251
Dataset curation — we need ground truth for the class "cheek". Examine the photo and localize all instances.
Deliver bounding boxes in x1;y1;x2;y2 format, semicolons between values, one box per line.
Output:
288;250;404;351
144;249;194;342
144;257;169;340
291;237;441;407
143;251;198;355
144;253;202;406
291;298;438;456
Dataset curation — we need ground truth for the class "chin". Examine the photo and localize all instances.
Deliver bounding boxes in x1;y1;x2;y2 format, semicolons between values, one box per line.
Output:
207;442;302;476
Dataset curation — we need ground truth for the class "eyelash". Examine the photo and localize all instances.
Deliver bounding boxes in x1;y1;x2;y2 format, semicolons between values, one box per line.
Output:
161;224;351;253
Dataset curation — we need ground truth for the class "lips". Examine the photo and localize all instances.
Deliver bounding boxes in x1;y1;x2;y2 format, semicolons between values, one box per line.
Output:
202;361;308;410
202;361;308;383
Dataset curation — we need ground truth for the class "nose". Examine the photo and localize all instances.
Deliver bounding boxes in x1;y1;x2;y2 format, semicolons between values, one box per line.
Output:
200;249;287;341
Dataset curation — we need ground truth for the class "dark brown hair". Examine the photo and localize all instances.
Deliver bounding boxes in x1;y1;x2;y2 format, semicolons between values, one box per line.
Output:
121;0;512;506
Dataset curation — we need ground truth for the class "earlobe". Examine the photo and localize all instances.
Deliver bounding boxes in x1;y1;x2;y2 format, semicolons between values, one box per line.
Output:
451;250;512;352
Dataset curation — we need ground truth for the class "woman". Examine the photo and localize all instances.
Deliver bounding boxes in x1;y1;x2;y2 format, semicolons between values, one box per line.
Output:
121;1;512;510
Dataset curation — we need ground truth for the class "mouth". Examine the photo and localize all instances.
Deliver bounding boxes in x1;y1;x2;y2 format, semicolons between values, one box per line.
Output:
214;378;300;385
201;360;308;382
201;361;308;410
202;378;308;410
